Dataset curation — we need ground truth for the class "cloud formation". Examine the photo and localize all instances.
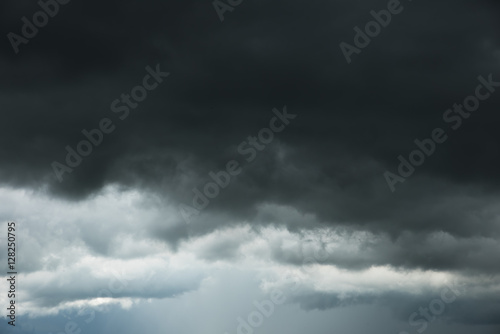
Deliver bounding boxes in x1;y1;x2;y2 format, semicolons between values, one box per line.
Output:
1;0;500;333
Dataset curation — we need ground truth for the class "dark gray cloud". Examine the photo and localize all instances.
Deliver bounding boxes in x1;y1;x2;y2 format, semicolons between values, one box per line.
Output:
292;289;500;326
0;0;498;225
271;229;500;274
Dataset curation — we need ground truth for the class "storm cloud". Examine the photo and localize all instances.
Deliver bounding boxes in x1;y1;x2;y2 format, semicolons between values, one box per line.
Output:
0;0;499;333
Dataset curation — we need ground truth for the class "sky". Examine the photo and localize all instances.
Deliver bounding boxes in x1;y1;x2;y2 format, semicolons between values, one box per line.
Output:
1;0;500;333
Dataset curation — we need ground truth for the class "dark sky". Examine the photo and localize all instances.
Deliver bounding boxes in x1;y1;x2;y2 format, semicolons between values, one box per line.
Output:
1;0;500;333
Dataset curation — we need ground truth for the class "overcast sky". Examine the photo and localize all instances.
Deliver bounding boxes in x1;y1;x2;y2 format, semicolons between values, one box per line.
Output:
1;0;500;333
